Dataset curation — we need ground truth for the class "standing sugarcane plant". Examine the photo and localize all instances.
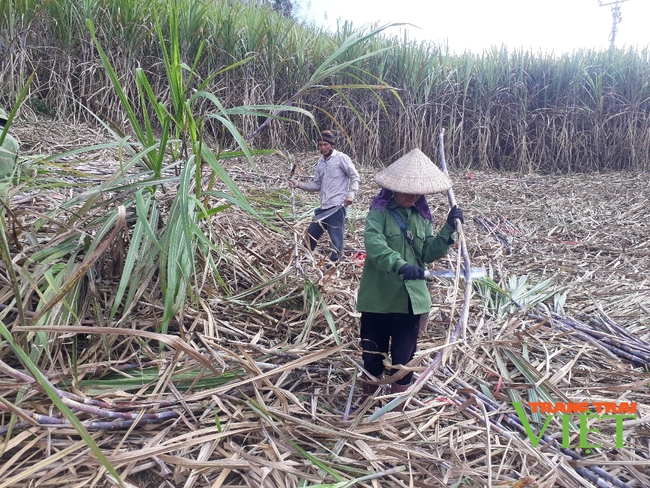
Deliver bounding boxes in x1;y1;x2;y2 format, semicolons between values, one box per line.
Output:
246;21;404;142
85;5;316;335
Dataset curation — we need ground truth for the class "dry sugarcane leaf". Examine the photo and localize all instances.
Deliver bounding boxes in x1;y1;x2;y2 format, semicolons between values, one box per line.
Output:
14;325;220;376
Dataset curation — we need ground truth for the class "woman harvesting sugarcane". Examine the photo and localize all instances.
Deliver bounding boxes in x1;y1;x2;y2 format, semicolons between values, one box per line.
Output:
356;148;464;411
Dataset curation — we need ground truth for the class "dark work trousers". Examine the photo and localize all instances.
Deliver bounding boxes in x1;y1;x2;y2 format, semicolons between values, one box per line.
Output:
306;206;346;261
360;305;422;386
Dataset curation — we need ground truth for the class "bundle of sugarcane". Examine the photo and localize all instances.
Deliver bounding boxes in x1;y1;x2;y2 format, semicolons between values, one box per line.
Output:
0;358;183;434
529;310;650;368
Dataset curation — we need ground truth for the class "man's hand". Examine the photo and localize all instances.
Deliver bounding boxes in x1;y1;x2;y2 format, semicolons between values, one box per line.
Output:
344;197;354;206
289;180;299;189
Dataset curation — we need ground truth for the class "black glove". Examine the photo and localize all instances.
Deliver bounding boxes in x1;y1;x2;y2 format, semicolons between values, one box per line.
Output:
398;263;425;281
446;205;464;230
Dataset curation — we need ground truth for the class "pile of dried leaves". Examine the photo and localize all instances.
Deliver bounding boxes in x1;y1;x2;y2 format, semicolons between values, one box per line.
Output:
1;119;648;487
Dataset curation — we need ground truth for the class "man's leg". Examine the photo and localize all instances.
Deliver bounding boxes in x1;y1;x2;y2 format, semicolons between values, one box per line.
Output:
324;207;346;261
305;210;326;251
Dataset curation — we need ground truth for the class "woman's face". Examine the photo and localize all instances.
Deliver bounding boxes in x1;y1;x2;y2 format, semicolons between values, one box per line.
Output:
393;192;421;208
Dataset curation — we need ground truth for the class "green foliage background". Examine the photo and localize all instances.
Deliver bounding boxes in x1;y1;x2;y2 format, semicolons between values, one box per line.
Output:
2;0;649;172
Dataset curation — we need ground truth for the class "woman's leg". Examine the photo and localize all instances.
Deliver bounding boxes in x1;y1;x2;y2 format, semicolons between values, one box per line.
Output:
388;312;421;386
360;311;391;379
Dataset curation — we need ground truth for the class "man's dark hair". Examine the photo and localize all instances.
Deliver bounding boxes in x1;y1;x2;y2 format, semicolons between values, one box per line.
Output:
318;130;336;145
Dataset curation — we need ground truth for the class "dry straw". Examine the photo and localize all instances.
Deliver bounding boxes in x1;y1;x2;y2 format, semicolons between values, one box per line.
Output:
1;120;649;487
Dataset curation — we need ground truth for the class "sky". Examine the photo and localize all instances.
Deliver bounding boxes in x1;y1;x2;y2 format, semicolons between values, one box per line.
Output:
297;0;650;55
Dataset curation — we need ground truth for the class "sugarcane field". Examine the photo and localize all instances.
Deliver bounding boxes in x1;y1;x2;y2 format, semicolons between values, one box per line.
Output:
1;1;649;487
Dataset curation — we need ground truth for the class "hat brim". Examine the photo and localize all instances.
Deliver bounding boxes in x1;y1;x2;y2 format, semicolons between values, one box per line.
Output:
374;148;452;194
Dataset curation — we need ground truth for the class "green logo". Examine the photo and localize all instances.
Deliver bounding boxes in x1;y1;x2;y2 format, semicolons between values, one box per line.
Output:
512;401;636;452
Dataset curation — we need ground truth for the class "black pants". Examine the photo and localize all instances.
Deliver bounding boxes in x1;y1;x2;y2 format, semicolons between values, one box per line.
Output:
360;308;422;385
305;206;346;261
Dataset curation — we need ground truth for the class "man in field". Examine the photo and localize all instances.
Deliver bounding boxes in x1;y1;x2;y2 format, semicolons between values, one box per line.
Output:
290;130;360;262
0;108;20;202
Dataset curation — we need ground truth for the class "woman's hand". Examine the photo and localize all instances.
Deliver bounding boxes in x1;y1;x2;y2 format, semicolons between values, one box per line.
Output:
446;206;464;229
398;263;425;280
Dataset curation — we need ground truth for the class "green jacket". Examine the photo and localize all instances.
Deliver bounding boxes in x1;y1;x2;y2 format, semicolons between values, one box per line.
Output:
356;199;456;315
0;131;19;200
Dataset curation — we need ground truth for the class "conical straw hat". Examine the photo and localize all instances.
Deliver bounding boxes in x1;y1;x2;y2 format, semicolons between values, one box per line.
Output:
374;148;452;194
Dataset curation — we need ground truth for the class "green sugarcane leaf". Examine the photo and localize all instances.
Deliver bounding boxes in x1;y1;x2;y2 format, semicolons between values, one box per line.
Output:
503;348;577;431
